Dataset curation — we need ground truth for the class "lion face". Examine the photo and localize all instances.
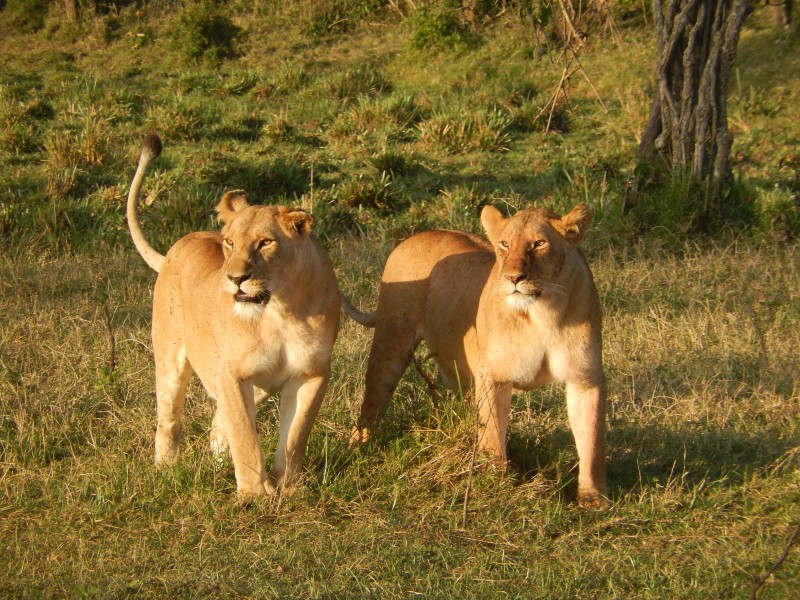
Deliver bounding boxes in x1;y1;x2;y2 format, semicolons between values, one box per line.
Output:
216;191;313;319
481;204;591;313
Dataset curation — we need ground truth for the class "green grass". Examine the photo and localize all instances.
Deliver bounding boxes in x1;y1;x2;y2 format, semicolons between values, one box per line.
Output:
1;2;799;598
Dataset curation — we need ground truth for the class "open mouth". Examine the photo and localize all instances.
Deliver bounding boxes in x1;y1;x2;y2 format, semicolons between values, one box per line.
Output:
234;290;271;304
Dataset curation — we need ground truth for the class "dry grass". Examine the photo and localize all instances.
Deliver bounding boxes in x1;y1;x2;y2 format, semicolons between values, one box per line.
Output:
1;235;798;598
1;3;799;597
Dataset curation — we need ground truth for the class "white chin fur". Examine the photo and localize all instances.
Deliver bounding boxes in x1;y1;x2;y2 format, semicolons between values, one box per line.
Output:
505;293;536;313
233;301;265;320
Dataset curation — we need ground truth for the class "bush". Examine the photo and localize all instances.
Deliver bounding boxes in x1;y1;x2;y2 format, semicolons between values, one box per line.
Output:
171;1;246;64
408;3;475;50
2;0;50;33
307;0;389;36
417;107;512;153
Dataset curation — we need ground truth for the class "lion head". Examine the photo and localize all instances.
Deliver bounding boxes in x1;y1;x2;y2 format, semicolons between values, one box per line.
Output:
215;190;314;319
481;203;591;313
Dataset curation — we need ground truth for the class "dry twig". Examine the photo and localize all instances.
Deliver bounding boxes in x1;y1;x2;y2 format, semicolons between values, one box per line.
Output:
751;521;800;598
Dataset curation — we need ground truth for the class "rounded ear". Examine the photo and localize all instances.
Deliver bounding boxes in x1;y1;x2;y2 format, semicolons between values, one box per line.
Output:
481;205;506;246
553;203;591;243
280;208;313;237
215;190;250;224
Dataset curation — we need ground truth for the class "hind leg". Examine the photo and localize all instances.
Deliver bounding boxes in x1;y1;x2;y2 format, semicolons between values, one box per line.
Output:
209;406;228;462
351;317;418;444
154;344;193;465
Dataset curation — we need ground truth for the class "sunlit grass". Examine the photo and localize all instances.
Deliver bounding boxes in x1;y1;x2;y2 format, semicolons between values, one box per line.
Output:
0;2;798;597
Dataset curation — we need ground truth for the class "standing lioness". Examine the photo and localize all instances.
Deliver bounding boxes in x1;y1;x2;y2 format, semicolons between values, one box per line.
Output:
127;134;340;496
346;204;607;506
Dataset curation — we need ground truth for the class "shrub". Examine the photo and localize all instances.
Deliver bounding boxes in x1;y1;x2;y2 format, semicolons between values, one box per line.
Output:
2;0;50;34
417;106;512;153
171;1;246;64
333;172;395;211
368;151;413;178
145;100;203;142
307;0;389;36
325;66;391;102
756;186;799;241
409;3;475;50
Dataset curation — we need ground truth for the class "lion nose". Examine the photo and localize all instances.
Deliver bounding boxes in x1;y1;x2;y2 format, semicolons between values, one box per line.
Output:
505;271;526;285
227;273;250;286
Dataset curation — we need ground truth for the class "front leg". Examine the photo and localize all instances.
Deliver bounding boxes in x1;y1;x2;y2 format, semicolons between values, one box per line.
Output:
566;380;608;507
474;372;512;465
217;377;275;496
270;373;329;490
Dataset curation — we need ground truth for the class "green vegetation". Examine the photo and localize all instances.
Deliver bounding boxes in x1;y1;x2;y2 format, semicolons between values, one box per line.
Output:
0;1;798;597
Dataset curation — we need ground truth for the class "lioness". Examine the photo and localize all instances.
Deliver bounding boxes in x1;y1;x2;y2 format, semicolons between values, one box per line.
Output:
127;134;340;496
345;204;607;506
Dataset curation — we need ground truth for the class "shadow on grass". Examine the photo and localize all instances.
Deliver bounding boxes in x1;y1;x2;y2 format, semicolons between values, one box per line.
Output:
608;422;798;497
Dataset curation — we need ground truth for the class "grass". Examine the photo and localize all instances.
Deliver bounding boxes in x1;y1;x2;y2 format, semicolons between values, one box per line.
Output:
1;1;799;598
1;240;798;598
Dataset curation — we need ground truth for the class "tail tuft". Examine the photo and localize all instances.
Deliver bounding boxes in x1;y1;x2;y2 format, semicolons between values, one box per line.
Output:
142;133;162;160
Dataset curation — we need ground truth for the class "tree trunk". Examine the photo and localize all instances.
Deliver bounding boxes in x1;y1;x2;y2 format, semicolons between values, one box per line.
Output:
65;0;79;21
625;0;748;219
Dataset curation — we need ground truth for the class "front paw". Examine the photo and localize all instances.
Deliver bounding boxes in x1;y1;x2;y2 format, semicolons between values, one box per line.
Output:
236;477;278;499
154;437;180;466
577;488;610;509
348;425;371;448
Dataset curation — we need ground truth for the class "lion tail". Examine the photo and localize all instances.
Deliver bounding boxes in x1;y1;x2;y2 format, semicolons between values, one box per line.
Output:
340;293;376;328
126;133;165;273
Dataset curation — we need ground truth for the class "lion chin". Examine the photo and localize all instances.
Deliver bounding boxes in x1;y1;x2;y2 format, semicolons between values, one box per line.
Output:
229;288;271;319
505;291;539;313
233;298;268;320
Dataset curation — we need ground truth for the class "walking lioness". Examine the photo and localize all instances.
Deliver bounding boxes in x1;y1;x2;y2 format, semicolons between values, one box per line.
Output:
345;204;607;506
127;134;340;496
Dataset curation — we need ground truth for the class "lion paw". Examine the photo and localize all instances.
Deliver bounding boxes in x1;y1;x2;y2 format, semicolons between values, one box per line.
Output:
577;489;610;509
348;426;371;448
236;478;278;500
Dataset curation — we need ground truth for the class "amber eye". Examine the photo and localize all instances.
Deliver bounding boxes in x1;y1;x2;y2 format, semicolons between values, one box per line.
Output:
257;239;274;249
498;241;509;251
222;238;233;249
531;240;548;250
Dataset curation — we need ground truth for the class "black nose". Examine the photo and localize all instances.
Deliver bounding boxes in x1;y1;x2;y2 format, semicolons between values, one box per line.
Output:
227;273;250;286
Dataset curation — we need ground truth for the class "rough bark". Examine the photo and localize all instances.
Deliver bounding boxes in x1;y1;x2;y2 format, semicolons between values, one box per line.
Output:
625;0;748;218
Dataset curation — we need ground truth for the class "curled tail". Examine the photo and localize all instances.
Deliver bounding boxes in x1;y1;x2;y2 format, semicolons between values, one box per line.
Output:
126;133;165;273
340;293;376;327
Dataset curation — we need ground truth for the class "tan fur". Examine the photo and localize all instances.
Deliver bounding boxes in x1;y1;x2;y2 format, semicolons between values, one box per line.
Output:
349;204;607;507
127;134;340;496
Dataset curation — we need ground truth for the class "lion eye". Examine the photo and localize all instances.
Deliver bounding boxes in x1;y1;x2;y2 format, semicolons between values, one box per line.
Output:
257;239;274;249
498;241;509;251
532;240;548;250
223;238;233;249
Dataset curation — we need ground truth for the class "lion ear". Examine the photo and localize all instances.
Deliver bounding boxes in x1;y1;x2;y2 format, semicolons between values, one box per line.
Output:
481;205;506;246
215;190;250;224
553;203;591;244
281;208;313;237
